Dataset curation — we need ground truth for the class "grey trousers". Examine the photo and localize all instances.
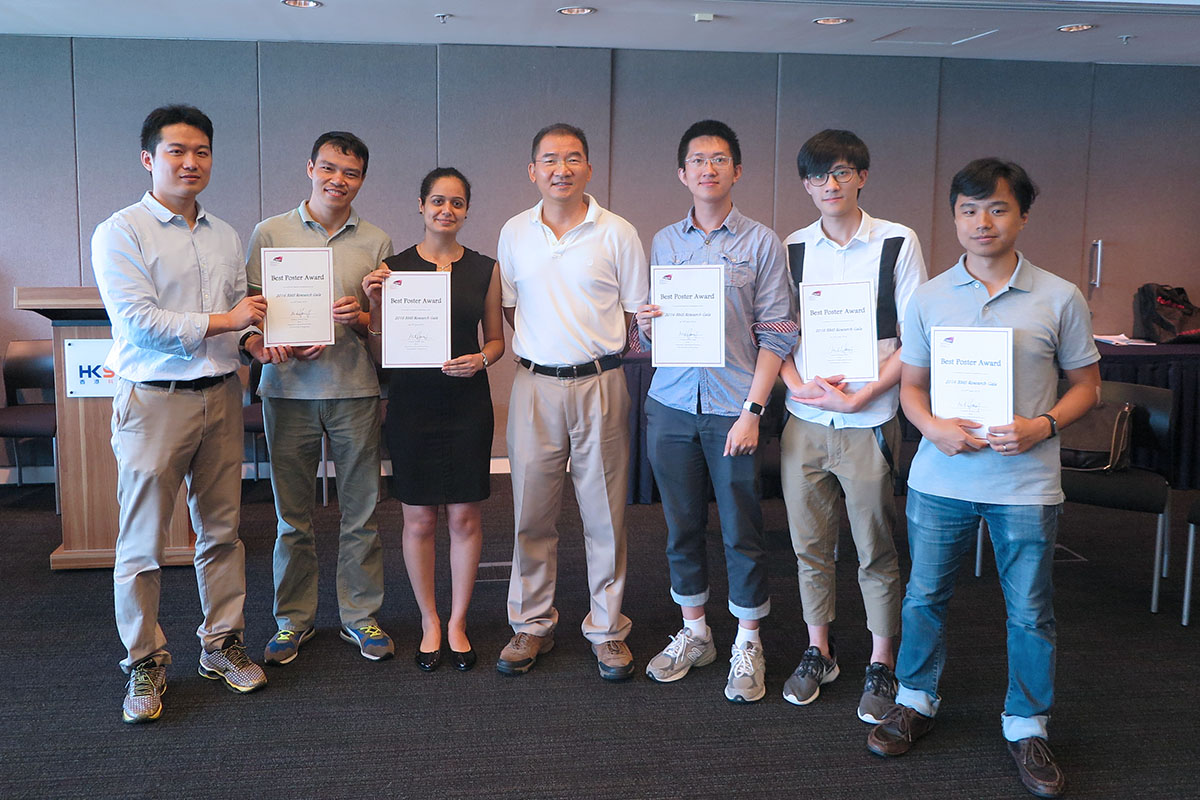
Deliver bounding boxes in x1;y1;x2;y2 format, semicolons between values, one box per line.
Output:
263;395;383;631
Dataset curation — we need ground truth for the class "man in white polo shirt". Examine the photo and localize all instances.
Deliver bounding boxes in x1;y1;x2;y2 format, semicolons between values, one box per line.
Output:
496;122;648;680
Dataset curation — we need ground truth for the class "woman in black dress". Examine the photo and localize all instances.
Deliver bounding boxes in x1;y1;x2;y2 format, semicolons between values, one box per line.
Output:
363;168;503;671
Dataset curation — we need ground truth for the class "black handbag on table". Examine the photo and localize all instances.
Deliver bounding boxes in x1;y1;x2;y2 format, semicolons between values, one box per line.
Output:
1133;283;1200;344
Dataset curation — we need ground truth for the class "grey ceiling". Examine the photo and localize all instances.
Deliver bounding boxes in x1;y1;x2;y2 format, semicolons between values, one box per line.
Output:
2;0;1199;65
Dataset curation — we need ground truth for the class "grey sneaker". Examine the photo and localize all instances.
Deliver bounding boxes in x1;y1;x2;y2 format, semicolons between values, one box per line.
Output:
339;624;395;661
782;645;840;706
646;628;717;683
857;662;899;723
592;640;635;681
724;641;766;703
496;631;554;675
263;627;316;666
122;658;166;724
198;637;267;693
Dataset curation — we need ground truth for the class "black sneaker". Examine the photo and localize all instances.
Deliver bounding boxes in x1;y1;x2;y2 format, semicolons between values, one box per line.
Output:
857;662;899;723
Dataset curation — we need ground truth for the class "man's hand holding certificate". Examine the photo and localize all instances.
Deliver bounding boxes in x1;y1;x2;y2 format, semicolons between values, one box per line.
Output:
648;265;725;368
261;247;336;347
381;271;451;368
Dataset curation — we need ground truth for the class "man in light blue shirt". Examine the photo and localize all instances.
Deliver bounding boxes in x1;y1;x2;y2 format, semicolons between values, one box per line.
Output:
636;120;797;703
866;159;1100;800
93;105;270;724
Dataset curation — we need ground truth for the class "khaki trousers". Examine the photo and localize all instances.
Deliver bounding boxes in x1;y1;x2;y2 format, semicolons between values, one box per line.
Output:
505;366;632;644
780;415;902;637
111;377;247;671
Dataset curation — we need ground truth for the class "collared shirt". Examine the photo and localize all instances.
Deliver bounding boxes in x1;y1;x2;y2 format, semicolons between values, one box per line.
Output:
498;194;648;366
245;202;393;400
784;209;927;428
644;205;797;417
92;191;245;382
902;253;1100;505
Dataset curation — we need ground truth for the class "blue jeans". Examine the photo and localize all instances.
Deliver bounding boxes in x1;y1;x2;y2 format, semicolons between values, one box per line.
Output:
645;397;770;620
895;489;1059;741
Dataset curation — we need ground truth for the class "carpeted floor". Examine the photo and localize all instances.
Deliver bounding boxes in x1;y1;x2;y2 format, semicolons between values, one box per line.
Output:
0;476;1197;799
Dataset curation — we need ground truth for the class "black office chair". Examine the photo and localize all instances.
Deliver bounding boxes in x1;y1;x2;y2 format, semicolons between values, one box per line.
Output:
243;358;330;504
1058;380;1175;617
1184;496;1198;626
0;340;59;511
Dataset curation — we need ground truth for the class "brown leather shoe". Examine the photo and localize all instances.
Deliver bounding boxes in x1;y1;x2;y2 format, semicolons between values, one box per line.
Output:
496;631;554;675
591;640;634;681
866;703;935;757
1008;737;1067;798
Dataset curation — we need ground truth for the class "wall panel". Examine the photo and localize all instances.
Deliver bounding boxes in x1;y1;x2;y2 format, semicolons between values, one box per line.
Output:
611;49;779;245
776;54;940;257
1084;64;1200;333
257;42;436;248
934;59;1094;279
0;36;78;345
73;38;261;278
437;44;614;454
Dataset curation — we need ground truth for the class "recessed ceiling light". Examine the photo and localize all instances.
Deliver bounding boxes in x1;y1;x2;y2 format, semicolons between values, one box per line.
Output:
281;0;322;7
1057;23;1097;33
813;17;852;26
557;6;597;15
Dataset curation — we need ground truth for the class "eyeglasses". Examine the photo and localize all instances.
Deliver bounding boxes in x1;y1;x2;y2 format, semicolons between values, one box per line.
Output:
807;167;859;186
684;155;734;169
537;156;586;168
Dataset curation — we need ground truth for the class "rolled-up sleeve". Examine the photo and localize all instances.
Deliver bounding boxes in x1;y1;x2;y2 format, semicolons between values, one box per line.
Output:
92;218;208;359
750;234;798;359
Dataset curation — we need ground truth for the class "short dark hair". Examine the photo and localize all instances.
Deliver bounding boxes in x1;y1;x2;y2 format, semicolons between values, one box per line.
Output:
676;120;742;170
949;158;1038;216
140;105;213;154
419;167;472;206
796;129;869;178
310;131;370;176
531;123;589;162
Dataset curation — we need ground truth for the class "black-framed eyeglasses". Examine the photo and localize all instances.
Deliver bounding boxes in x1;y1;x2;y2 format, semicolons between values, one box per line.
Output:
807;167;859;186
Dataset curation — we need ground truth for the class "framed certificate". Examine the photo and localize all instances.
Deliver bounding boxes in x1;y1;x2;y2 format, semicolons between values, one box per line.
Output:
381;271;451;368
650;264;725;368
260;247;335;347
798;280;878;383
931;326;1014;429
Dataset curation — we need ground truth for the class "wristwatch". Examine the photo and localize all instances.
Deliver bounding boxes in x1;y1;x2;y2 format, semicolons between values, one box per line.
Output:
1038;413;1058;439
742;400;765;417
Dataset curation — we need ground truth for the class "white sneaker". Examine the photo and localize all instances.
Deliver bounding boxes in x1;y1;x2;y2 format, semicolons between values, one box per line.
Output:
724;641;766;703
645;628;717;683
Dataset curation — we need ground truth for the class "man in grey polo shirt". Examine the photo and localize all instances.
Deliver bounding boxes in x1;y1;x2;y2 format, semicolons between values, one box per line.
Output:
496;122;648;680
244;131;395;665
866;159;1100;800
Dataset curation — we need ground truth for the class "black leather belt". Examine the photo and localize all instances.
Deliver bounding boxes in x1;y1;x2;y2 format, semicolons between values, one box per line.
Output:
518;354;622;378
141;372;236;391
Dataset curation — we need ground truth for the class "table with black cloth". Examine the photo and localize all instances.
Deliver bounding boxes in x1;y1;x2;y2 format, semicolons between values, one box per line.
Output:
1094;342;1200;489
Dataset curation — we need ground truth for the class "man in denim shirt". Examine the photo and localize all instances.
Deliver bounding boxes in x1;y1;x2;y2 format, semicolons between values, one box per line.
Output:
636;120;797;703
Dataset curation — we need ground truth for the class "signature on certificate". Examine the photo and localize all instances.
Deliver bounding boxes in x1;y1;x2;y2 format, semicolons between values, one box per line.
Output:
407;332;430;346
289;308;314;324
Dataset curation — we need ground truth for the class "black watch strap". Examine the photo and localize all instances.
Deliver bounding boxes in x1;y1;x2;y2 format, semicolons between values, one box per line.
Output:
1038;413;1058;439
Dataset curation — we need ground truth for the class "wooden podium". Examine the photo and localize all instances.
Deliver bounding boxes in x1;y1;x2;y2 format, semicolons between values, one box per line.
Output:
14;287;194;569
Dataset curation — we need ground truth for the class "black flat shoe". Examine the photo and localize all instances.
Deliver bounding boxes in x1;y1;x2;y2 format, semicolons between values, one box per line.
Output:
415;648;442;672
450;648;477;671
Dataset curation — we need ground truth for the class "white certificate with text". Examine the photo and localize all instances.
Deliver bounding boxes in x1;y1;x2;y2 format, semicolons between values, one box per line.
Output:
381;271;451;368
261;247;335;347
931;326;1013;429
798;280;878;383
650;265;725;368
